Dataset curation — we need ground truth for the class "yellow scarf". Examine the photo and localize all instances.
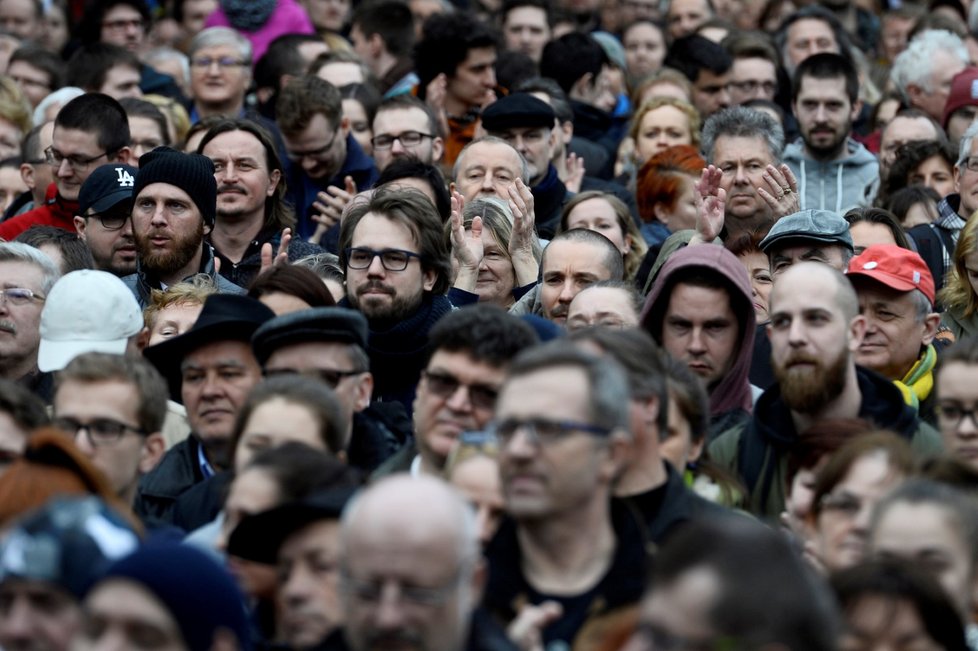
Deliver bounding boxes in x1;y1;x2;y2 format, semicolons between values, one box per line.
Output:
894;344;936;411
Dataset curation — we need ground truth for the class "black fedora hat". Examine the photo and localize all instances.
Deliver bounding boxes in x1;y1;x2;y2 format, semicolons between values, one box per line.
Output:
144;294;275;400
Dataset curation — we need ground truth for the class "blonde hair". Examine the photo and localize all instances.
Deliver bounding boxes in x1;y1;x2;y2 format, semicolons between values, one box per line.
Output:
143;94;191;145
628;96;701;147
939;208;978;315
142;275;218;330
0;75;33;134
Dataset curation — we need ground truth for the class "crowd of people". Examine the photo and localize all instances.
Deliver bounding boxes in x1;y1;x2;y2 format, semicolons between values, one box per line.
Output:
1;0;978;649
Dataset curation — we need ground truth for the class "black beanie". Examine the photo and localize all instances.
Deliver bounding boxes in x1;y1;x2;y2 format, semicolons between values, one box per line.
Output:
133;147;217;227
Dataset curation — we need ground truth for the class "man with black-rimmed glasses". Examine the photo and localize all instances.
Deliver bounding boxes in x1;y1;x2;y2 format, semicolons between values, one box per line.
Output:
52;352;167;506
371;94;444;172
0;93;132;241
338;185;462;418
73;163;138;276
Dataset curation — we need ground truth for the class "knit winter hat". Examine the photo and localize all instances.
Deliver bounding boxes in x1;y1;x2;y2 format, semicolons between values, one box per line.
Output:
133;147;217;227
98;542;252;651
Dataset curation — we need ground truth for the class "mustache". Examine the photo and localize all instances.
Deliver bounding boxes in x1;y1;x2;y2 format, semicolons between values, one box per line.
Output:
549;303;569;319
218;184;247;194
357;281;394;296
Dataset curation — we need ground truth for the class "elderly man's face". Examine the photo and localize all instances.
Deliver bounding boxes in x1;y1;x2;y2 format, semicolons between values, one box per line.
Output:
712;134;775;226
851;277;937;382
0;260;45;380
454;141;523;203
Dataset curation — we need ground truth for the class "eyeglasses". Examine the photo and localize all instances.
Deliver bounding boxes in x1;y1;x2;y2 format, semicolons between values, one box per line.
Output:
937;402;978;427
101;18;145;31
45;146;109;173
728;80;777;94
286;127;340;162
190;56;249;69
340;569;463;607
86;207;131;231
962;157;978;173
53;416;145;446
370;131;434;150
422;370;499;411
488;417;612;446
264;367;364;388
345;247;423;271
0;288;44;305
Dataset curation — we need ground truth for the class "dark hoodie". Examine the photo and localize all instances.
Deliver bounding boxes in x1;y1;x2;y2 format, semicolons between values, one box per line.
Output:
639;245;756;437
709;367;944;518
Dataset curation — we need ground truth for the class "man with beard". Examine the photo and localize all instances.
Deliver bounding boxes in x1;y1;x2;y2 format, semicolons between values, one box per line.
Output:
338;185;456;417
709;262;942;518
0;93;132;241
197;118;322;289
783;53;879;214
73;164;138;277
121;147;243;306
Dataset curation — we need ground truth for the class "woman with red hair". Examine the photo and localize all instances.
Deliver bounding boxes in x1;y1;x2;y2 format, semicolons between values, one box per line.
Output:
636;144;706;248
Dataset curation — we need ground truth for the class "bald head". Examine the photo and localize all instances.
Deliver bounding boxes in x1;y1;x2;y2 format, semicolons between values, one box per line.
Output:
338;475;483;651
770;262;858;322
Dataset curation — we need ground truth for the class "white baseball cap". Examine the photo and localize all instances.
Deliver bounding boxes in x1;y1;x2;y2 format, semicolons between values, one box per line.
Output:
38;270;143;372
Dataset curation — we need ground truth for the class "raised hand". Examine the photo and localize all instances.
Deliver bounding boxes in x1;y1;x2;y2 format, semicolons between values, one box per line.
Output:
692;165;726;243
757;164;800;218
259;228;291;275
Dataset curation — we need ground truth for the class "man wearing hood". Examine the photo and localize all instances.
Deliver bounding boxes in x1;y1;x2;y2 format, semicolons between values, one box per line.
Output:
709;262;942;518
783;53;879;214
641;245;756;440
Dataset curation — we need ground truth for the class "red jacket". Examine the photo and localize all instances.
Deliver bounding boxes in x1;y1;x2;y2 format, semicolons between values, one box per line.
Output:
0;184;79;241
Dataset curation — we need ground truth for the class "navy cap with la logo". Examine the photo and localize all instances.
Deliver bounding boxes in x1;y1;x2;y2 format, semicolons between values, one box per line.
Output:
78;164;137;216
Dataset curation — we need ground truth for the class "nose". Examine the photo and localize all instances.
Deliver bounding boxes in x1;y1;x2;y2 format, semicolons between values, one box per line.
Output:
445;384;473;413
733;162;748;184
301;156;318;174
688;327;706;354
374;583;408;630
56;157;73;178
73;427;96;456
716;86;731;110
480;171;494;192
958;411;978;437
149;202;168;226
390;137;406;155
366;253;386;277
222;161;238;181
201;372;224;399
557;279;576;304
787;317;807;346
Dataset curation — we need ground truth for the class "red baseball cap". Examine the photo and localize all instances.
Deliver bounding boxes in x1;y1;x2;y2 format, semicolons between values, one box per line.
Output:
943;67;978;128
846;244;935;305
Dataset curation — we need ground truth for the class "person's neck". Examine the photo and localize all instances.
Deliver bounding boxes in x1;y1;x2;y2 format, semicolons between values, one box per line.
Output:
1;357;38;383
445;93;475;119
196;98;244;120
210;212;264;264
615;449;668;497
156;247;204;287
418;448;444;476
373;51;397;81
515;494;617;595
791;363;862;433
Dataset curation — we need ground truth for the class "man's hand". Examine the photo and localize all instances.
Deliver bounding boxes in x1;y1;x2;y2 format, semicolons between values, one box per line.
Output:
691;165;725;243
310;176;357;244
507;601;564;651
259;228;291;276
757;164;800;218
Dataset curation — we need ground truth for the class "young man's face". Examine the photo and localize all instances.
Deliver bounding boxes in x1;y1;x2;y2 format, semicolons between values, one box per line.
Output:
447;47;497;111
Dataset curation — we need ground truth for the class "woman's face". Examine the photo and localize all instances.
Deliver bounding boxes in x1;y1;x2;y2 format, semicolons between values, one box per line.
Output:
654;174;699;233
234;398;328;473
449;454;504;548
635;105;693;165
342;98;372;157
812;451;905;573
565;197;630;253
623;23;666;82
902;200;938;229
841;596;944;651
741;251;772;323
658;394;703;472
220;467;281;598
471;227;517;307
909;155;955;200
